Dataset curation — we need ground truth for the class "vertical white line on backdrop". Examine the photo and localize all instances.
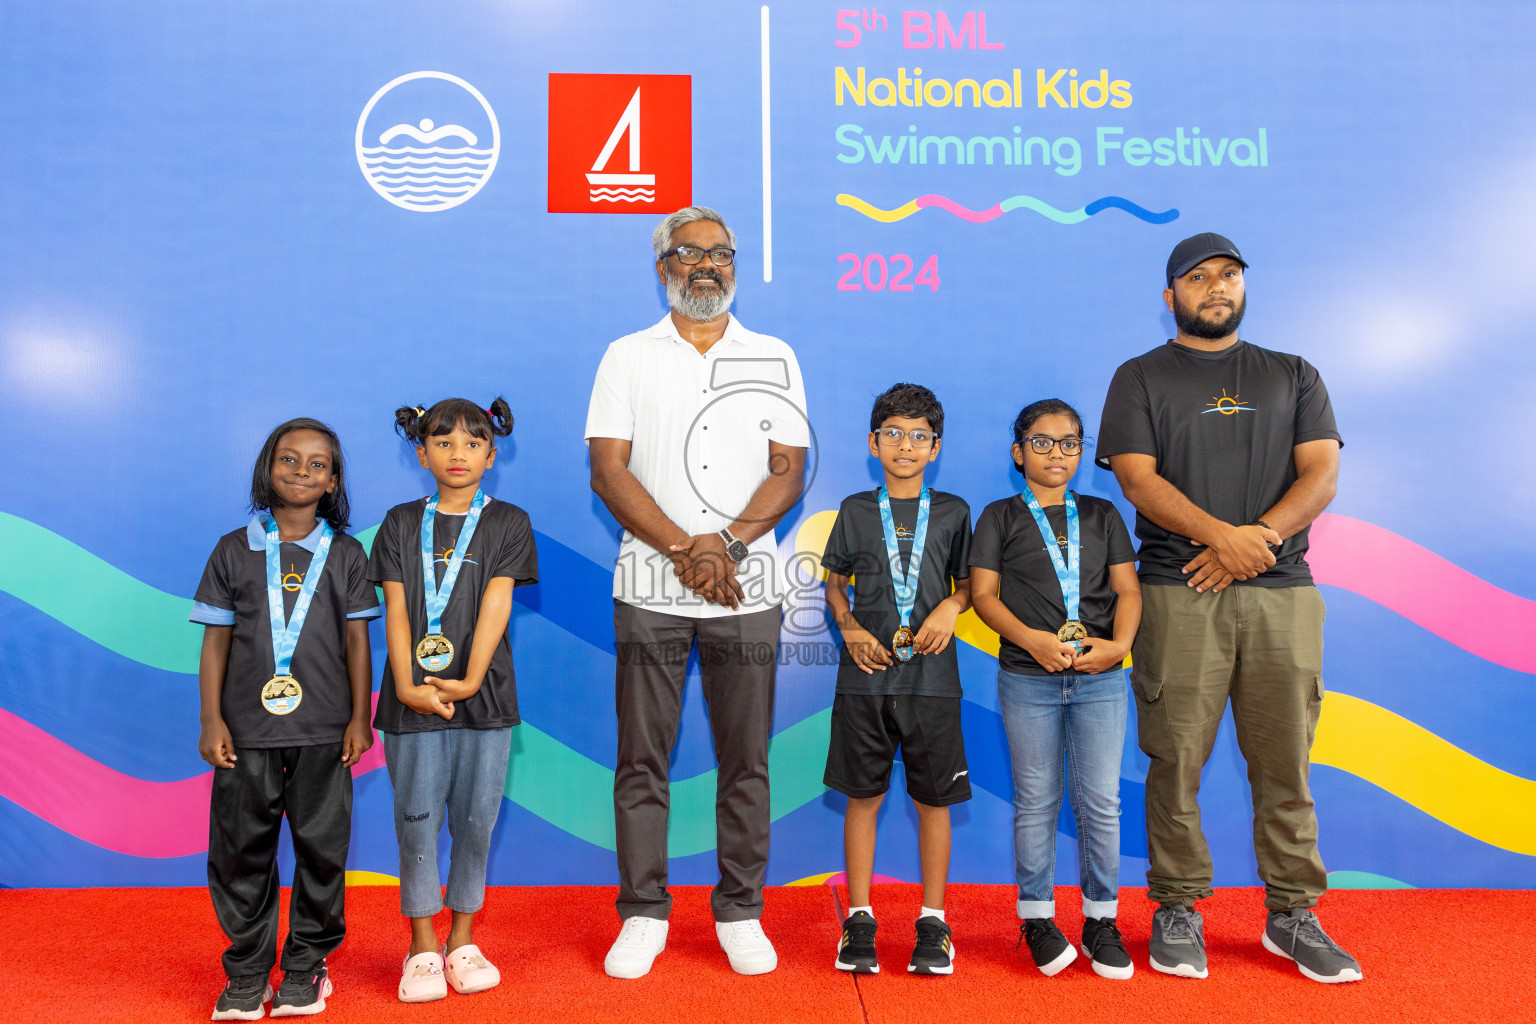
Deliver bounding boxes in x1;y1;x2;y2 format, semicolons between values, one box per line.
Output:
760;5;773;283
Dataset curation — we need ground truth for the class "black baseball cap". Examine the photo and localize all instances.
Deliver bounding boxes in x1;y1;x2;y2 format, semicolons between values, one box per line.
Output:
1166;232;1248;287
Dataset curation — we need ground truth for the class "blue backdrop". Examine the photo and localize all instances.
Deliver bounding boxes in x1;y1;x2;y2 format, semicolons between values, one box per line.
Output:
2;1;1533;892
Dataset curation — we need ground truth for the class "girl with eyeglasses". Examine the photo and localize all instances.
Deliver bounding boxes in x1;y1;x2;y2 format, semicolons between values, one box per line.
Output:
968;398;1142;982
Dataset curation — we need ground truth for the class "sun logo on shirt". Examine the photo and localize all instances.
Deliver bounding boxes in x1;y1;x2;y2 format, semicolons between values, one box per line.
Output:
894;522;914;539
282;563;305;592
434;546;478;567
1202;388;1256;415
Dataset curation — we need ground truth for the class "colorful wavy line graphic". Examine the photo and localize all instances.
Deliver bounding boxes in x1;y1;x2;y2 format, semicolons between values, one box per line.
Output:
1312;692;1536;855
835;193;1179;225
1308;513;1536;675
4;510;1536;857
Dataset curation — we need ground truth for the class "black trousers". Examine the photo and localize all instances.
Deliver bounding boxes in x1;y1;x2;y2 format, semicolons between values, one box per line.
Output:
208;743;352;977
613;601;780;923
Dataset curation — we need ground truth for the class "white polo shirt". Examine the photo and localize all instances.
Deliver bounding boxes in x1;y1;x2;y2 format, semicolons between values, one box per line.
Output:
585;313;811;618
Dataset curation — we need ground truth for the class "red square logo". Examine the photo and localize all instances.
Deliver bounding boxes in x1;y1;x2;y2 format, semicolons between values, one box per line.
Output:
548;74;692;213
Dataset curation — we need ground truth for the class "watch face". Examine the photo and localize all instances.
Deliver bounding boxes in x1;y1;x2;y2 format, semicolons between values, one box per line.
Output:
727;540;750;561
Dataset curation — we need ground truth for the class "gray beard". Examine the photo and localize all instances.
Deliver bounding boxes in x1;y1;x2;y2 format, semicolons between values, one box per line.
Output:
667;270;736;322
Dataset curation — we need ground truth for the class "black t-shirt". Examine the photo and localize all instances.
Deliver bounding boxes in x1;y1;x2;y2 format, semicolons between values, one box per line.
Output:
192;522;379;748
970;492;1136;676
821;489;971;697
368;496;539;733
1096;339;1342;587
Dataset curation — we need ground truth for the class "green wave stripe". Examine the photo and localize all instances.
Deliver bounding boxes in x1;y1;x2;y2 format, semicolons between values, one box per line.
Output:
0;512;203;673
997;195;1089;224
0;514;378;674
1;512;833;854
507;709;831;854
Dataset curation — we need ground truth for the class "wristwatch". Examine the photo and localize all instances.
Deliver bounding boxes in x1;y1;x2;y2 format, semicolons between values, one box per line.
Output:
719;528;750;563
1251;519;1281;551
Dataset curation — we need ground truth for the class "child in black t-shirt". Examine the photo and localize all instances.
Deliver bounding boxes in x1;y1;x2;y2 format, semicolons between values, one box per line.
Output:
821;383;972;977
192;418;380;1020
969;399;1141;981
371;398;538;1003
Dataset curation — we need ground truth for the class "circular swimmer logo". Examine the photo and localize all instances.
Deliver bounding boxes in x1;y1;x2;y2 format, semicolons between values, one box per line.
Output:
355;71;500;212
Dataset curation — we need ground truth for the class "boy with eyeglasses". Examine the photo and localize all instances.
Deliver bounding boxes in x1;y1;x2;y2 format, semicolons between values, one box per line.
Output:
820;383;973;977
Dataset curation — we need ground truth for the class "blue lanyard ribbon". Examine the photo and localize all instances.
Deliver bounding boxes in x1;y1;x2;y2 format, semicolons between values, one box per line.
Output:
1021;487;1080;623
264;518;333;677
421;489;486;634
877;486;931;629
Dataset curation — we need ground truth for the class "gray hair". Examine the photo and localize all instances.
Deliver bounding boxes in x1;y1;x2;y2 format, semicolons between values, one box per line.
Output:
652;206;737;258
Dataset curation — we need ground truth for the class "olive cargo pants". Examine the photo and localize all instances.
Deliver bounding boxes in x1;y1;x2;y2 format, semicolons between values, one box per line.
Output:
1131;583;1329;911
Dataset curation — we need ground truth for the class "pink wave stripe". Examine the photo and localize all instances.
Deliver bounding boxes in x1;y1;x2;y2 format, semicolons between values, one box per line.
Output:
0;697;387;858
915;195;1003;223
1309;512;1536;674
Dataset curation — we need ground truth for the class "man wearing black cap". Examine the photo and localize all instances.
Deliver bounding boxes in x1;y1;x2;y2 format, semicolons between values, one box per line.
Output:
1096;234;1361;984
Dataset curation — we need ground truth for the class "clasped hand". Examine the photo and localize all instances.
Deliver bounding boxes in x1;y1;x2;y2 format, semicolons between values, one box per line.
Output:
669;533;746;609
1182;523;1281;593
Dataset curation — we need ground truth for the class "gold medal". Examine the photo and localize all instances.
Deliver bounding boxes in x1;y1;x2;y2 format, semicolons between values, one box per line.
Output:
1056;620;1088;644
892;625;916;662
261;675;303;715
415;633;454;673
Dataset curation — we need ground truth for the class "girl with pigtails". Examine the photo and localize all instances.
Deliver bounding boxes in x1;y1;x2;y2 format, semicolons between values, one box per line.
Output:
367;398;539;1003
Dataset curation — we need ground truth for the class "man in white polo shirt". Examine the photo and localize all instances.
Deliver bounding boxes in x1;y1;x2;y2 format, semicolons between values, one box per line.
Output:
586;206;810;980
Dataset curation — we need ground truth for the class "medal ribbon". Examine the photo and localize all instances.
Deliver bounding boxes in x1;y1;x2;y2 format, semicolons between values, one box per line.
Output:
1021;486;1080;624
421;488;486;636
877;486;931;631
264;518;334;678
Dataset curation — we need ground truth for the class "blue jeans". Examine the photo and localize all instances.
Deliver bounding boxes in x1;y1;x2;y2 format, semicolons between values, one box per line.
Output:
383;728;512;918
997;667;1127;921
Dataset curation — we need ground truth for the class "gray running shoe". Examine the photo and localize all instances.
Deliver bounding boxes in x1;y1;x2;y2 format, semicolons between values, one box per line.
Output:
1263;909;1363;983
1149;905;1208;979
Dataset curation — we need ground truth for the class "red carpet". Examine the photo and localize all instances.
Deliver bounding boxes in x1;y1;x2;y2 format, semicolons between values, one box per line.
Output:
6;884;1531;1023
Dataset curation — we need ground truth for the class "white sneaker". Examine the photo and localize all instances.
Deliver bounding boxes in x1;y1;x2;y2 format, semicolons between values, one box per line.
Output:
715;919;778;975
604;917;669;979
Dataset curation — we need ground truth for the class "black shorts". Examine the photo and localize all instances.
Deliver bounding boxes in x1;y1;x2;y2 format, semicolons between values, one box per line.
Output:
823;693;971;806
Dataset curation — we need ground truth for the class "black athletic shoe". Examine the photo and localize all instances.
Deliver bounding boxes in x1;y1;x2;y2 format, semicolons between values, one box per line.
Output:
269;962;332;1017
1081;917;1134;980
834;910;879;974
1019;918;1077;976
211;975;272;1021
908;917;954;976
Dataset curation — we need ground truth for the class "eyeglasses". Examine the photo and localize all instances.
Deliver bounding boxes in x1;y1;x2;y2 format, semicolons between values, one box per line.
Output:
1021;435;1089;456
659;245;736;266
876;427;936;449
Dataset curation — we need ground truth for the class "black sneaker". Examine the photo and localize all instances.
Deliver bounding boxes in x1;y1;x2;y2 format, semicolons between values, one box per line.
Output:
908;916;954;976
269;962;332;1017
1019;918;1077;976
1081;917;1134;980
1263;909;1363;983
834;910;879;974
211;975;272;1021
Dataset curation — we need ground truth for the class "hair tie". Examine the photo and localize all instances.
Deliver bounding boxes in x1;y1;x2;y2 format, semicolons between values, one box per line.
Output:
414;406;425;419
486;407;495;417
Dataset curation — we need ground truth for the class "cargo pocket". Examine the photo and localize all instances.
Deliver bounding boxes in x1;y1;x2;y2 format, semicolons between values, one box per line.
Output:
1313;675;1326;701
1131;670;1164;705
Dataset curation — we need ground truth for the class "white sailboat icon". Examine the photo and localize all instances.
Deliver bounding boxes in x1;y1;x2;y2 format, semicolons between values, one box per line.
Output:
586;88;655;203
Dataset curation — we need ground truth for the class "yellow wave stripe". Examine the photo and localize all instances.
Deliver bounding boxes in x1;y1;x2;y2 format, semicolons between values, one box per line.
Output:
344;870;399;886
835;193;920;223
1313;692;1536;855
802;508;1533;853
